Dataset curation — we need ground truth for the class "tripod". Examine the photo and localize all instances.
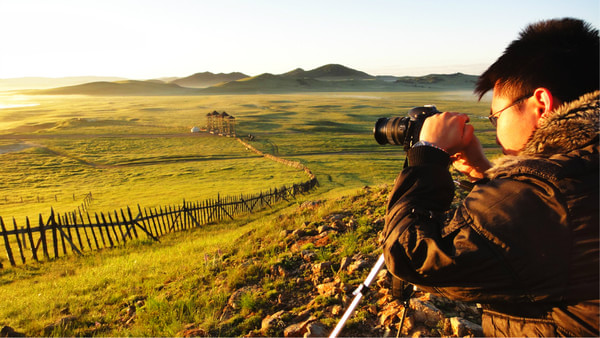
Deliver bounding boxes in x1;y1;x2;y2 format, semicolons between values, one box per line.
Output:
329;254;415;338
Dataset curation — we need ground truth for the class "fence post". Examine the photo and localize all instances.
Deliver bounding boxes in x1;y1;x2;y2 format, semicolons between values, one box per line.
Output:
0;216;16;267
50;209;59;259
126;207;139;239
86;212;100;250
26;217;38;262
39;214;49;260
71;212;84;252
106;213;120;246
94;213;107;248
113;211;127;244
57;214;67;256
12;219;26;264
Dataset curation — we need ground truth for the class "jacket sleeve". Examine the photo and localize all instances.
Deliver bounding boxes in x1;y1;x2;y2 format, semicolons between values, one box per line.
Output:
382;146;551;303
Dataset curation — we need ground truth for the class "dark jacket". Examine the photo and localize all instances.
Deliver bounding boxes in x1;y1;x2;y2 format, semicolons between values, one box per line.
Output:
383;91;599;337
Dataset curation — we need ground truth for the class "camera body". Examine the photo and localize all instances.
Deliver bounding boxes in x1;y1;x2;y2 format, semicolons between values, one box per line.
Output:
373;105;440;150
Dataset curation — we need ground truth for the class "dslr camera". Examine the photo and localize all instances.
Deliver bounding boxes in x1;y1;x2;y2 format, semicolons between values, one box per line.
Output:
373;105;440;150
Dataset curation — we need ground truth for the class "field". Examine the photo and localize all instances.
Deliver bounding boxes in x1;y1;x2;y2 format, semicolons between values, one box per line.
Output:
0;91;499;336
1;91;496;222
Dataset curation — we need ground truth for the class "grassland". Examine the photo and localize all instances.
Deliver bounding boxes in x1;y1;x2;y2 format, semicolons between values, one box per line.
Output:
0;92;497;224
0;90;500;336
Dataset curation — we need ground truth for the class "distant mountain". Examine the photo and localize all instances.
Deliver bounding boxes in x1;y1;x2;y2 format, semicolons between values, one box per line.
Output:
27;80;199;96
0;76;127;91
201;73;327;94
281;64;374;80
16;65;478;96
395;72;477;87
170;72;249;88
201;66;477;94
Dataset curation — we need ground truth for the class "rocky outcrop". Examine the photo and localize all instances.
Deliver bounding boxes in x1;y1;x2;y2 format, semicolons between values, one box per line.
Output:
177;185;482;337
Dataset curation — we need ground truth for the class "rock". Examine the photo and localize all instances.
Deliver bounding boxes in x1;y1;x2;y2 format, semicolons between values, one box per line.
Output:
177;324;208;337
311;262;331;275
317;225;332;234
221;286;259;321
1;326;25;337
283;317;319;337
304;321;328;337
43;315;78;334
338;257;352;273
284;321;307;337
126;305;136;317
331;305;342;316
316;282;337;297
300;201;322;210
347;258;369;275
261;310;286;333
346;219;357;229
379;300;403;326
449;317;483;337
409;298;444;326
313;234;332;247
301;250;317;262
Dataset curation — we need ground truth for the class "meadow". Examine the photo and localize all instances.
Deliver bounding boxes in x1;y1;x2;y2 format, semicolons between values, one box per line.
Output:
0;92;497;225
0;91;499;336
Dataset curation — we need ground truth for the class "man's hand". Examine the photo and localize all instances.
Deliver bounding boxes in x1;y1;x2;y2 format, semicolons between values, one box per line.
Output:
419;112;492;181
451;136;492;182
419;112;474;154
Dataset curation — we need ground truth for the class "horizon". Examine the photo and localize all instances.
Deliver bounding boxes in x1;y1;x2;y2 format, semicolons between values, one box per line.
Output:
0;63;481;81
1;0;598;79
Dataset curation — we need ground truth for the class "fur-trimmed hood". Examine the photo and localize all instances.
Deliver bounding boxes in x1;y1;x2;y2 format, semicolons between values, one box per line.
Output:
487;90;599;177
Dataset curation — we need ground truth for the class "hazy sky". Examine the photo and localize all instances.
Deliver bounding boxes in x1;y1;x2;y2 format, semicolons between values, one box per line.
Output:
1;0;598;79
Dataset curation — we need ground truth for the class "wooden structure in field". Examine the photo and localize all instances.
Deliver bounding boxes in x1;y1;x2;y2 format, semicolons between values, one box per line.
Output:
206;111;236;137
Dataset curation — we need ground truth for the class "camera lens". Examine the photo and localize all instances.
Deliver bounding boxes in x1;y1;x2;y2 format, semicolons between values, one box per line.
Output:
373;117;408;145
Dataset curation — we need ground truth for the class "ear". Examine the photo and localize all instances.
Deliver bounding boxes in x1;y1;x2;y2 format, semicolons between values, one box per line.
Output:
532;88;557;126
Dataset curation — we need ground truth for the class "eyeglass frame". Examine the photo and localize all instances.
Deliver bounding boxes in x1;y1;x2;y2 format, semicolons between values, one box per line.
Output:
488;93;532;127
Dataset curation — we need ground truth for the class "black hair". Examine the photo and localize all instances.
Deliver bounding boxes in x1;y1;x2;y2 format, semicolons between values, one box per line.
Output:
475;18;599;102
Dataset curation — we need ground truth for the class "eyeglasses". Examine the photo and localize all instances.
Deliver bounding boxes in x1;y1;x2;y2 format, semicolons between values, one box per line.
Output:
488;93;532;127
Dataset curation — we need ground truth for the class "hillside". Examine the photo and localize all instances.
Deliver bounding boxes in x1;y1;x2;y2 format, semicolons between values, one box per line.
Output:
0;186;482;337
17;65;478;95
27;80;200;96
395;72;477;88
170;72;249;88
281;64;375;80
0;76;127;91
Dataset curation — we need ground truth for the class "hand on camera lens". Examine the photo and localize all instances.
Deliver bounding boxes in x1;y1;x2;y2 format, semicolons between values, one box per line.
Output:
419;112;473;154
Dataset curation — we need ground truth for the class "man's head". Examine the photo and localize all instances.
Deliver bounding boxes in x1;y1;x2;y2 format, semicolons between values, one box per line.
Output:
475;18;599;102
476;18;599;155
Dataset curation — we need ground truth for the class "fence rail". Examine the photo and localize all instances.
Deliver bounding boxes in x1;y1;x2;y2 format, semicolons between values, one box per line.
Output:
0;178;317;268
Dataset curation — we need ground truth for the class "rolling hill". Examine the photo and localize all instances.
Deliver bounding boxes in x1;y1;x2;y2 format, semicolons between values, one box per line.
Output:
0;76;127;91
170;71;249;88
26;80;200;96
19;64;478;95
280;64;374;80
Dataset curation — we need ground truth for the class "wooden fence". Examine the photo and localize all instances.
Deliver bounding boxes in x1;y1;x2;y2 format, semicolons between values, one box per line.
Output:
0;178;317;268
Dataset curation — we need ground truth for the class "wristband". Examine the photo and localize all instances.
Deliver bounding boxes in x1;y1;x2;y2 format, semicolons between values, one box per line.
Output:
412;140;448;154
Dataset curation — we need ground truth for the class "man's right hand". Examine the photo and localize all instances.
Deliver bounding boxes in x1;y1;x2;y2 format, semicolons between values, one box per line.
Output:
419;112;474;154
418;111;491;181
451;133;492;182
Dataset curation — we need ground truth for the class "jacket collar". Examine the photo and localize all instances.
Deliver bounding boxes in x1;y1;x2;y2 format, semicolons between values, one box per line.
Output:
521;90;599;157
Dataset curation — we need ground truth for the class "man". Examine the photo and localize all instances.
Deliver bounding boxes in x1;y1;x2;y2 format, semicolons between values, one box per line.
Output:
382;18;599;336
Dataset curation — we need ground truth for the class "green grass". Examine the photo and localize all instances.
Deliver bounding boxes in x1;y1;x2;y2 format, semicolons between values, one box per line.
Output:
0;91;500;336
0;91;500;224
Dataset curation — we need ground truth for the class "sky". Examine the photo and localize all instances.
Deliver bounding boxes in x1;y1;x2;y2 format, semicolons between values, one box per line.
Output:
0;0;598;79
